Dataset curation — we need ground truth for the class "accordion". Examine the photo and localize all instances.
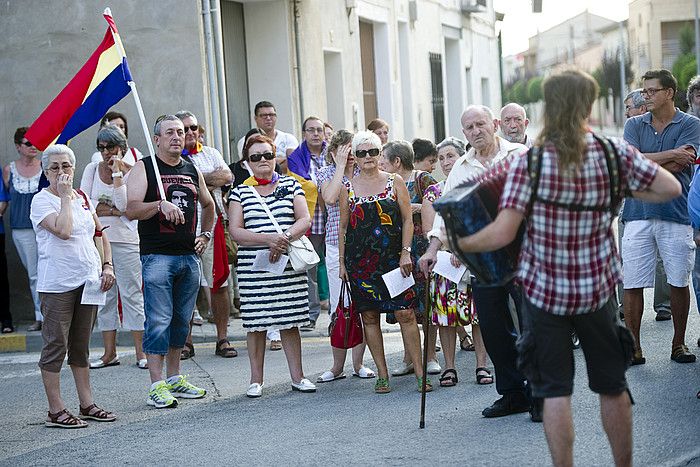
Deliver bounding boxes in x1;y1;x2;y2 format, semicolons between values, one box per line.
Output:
432;160;523;286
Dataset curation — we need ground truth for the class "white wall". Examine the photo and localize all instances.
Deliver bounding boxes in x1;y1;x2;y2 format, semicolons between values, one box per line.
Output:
243;1;297;135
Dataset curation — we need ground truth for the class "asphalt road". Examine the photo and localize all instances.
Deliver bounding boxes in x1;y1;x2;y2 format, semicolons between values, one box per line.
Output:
0;296;698;466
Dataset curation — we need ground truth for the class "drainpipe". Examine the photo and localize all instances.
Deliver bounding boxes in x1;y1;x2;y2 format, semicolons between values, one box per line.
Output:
210;0;231;162
201;0;223;153
293;0;305;124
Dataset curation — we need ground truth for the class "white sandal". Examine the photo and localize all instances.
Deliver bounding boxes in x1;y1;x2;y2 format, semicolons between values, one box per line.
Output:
352;366;376;379
316;371;346;383
246;383;264;398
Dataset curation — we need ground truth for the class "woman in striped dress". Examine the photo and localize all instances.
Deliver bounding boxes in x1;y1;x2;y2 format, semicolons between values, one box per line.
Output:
229;134;316;397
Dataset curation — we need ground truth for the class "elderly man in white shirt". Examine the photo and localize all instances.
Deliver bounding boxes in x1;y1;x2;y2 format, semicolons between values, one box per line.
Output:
419;105;538;420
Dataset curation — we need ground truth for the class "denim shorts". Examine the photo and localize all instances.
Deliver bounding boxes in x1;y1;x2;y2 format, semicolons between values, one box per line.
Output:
141;254;200;355
517;296;633;398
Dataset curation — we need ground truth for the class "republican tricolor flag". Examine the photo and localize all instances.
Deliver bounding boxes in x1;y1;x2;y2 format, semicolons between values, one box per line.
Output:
26;9;132;150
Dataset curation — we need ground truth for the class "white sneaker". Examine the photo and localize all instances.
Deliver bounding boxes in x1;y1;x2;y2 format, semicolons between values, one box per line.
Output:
246;383;264;398
291;378;317;393
391;362;414;376
427;359;442;375
192;310;204;326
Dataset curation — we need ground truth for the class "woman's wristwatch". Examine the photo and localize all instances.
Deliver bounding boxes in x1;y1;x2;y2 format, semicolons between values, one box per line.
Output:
401;246;412;254
284;231;293;242
201;231;212;240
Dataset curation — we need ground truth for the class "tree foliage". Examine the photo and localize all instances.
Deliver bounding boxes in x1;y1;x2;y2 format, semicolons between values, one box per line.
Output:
592;51;633;101
526;76;544;102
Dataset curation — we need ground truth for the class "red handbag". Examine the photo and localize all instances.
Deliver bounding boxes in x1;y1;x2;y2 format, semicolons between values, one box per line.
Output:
329;282;364;349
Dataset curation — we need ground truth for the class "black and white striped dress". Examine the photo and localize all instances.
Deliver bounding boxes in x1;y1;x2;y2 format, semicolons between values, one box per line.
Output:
229;177;310;331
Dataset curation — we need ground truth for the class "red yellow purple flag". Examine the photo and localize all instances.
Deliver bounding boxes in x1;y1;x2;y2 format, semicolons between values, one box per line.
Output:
25;9;132;150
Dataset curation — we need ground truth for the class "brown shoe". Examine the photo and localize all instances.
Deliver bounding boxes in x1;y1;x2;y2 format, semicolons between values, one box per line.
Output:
631;348;645;365
671;344;696;363
270;340;282;351
180;342;195;360
215;339;238;358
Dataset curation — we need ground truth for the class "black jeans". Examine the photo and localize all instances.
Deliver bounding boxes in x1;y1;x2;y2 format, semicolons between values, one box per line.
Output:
0;233;12;328
472;279;527;397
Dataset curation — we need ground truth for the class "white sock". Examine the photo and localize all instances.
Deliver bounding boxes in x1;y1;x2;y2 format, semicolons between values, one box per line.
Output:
150;380;165;390
166;375;182;384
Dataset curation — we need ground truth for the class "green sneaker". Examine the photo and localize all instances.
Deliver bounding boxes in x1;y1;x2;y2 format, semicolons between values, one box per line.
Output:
147;381;178;409
167;374;206;399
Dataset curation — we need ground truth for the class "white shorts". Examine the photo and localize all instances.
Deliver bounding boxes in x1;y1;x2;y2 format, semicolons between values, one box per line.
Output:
199;236;229;288
621;219;695;289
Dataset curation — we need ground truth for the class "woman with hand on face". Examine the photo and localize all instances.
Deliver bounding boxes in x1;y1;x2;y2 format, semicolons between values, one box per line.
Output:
229;134;316;398
421;137;492;387
90;111;142;166
339;131;430;394
315;130;375;383
31;144;117;428
80;125;146;370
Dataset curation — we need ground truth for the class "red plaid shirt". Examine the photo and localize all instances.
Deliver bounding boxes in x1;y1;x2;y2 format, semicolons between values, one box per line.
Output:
499;133;659;315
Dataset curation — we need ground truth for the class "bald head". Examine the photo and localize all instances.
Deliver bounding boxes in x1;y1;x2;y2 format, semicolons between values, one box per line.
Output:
499;103;529;144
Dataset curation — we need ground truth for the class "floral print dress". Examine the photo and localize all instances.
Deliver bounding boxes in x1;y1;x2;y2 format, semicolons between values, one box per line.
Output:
344;174;417;313
423;182;475;326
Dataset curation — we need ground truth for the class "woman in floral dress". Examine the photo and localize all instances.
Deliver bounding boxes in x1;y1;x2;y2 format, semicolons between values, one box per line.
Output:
339;131;430;394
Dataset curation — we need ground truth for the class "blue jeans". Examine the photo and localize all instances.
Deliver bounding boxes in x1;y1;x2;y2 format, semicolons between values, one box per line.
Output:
141;254;200;355
472;280;528;397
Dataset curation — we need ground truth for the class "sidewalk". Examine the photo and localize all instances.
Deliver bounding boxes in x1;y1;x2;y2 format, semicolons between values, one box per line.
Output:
0;308;403;353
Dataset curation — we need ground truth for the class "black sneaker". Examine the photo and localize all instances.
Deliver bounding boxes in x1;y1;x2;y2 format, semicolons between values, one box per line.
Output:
530;397;543;423
482;393;530;418
300;320;316;332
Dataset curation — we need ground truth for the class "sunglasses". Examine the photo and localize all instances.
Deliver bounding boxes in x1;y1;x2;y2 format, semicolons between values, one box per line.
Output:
19;140;34;147
97;143;117;152
355;148;380;158
248;152;275;162
185;125;199;133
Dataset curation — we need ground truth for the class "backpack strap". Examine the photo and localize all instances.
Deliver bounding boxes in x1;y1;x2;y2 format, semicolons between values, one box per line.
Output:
526;145;543;217
591;133;622;214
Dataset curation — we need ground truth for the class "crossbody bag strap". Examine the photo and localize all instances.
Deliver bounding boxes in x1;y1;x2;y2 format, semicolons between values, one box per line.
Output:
247;185;285;235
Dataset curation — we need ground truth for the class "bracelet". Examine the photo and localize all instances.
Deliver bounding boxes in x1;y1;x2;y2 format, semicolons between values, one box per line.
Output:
111;171;123;179
157;200;163;213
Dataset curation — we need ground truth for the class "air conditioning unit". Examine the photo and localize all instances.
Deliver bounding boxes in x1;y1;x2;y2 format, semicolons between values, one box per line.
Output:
461;0;486;14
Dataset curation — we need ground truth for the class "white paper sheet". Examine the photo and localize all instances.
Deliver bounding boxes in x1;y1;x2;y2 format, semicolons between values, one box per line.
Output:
252;250;289;275
381;267;416;298
81;278;107;306
433;250;467;284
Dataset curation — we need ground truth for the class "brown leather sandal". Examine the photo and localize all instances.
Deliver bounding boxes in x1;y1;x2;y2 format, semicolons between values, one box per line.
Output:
79;404;116;422
215;339;238;358
46;409;88;429
180;342;195;360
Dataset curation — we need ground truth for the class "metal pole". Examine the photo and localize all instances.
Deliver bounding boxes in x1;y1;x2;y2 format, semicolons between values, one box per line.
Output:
695;0;700;75
210;0;231;163
618;21;627;127
293;0;305;125
202;0;223;153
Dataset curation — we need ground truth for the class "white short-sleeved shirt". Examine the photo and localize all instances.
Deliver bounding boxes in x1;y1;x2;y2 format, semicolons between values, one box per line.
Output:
30;189;102;293
236;130;299;160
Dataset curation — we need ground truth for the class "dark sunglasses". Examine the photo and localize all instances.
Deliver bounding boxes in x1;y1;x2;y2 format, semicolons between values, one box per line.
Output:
185;125;199;133
248;152;275;162
97;143;117;152
355;148;380;158
19;140;34;147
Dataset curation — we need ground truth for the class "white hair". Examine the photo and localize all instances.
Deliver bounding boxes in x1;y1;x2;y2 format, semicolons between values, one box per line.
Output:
42;144;76;170
352;130;382;153
463;105;495;121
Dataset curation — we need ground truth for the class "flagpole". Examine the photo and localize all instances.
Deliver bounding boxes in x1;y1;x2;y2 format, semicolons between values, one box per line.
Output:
103;8;165;201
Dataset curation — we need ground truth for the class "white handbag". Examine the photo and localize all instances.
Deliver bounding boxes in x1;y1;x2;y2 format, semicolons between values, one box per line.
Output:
248;185;320;272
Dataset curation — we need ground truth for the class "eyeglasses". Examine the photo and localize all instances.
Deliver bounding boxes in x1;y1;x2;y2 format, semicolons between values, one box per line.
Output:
257;113;277;119
355;148;380;158
185;125;199;133
304;128;324;134
248;152;276;162
19;140;34;147
47;163;74;173
640;87;668;97
97;143;117;152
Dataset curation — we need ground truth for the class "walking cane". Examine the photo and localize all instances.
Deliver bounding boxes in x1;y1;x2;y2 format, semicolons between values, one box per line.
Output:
419;281;430;428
